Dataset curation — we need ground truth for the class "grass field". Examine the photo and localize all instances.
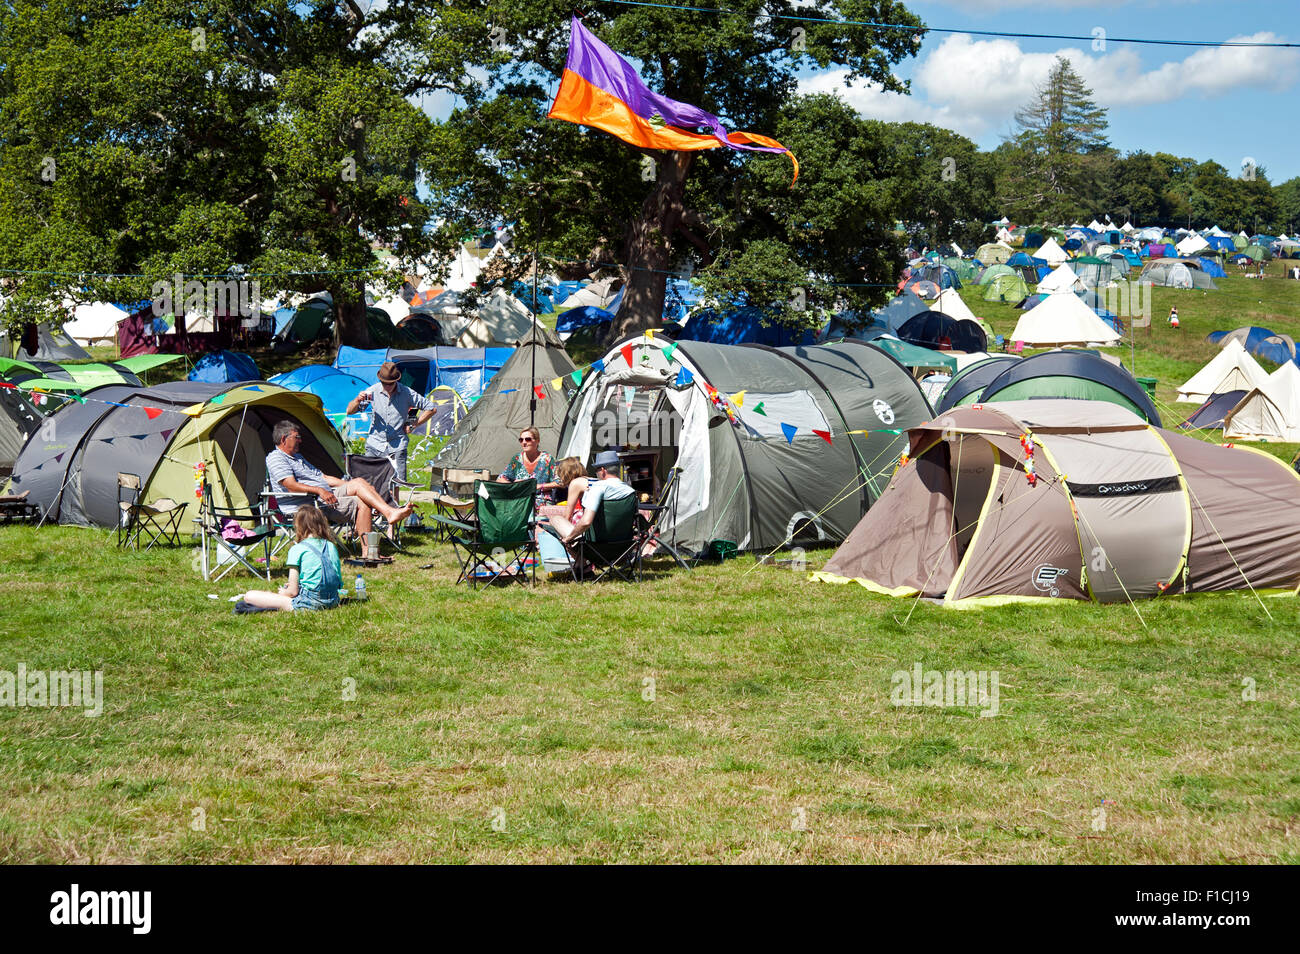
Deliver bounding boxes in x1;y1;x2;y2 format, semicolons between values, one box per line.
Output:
1;268;1298;863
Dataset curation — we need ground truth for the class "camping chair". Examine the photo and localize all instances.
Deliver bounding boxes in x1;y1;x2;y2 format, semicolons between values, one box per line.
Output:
344;452;417;551
262;482;357;561
195;482;276;582
1009;340;1025;354
420;467;493;541
116;473;186;550
637;466;692;572
545;492;645;583
439;478;537;589
0;490;40;524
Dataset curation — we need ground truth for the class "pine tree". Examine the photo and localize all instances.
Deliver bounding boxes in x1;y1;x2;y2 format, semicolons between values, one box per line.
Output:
998;56;1111;223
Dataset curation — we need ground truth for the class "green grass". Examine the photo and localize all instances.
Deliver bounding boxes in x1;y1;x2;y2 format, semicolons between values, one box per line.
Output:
1;270;1296;863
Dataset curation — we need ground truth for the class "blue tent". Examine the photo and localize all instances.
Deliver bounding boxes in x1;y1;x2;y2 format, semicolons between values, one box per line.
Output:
678;306;815;347
333;346;511;401
895;311;987;353
550;281;587;309
1121;249;1142;267
875;290;931;333
556;305;615;334
1007;252;1046;267
663;279;705;323
1196;257;1227;278
268;364;372;416
188;350;259;383
1206;327;1296;366
1205;236;1236;252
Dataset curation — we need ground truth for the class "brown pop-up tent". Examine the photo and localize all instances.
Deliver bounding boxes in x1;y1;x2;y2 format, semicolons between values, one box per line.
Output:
813;400;1300;606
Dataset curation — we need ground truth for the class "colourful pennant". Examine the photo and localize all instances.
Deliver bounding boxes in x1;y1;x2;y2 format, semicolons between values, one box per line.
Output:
753;402;766;416
675;367;693;387
144;407;163;420
551;377;563;391
662;341;678;363
533;385;546;400
732;390;746;407
620;344;634;367
812;429;832;445
781;423;798;444
500;388;518;395
592;359;605;374
570;369;584;386
209;393;225;405
242;385;263;391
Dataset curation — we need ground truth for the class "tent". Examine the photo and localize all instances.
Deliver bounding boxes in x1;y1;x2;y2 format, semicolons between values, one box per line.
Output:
1037;263;1084;294
976;263;1017;286
1206;326;1296;366
555;305;615;335
334;346;511;402
1;357;144;390
1;323;93;362
4;382;345;527
394;313;447;346
933;355;1021;413
268;365;372;417
822;291;929;340
1007;292;1122;347
1180;390;1246;431
982;274;1031;304
1223;360;1300;442
1242;244;1272;262
188;351;260;383
436;288;564;347
65;302;129;345
929;288;989;335
1034;238;1069;265
678;306;816;347
812;400;1300;604
433;339;579;472
1176;234;1210;257
273;295;333;345
861;334;958;373
1141;260;1218;290
911;263;962;289
975;242;1014;265
557;337;932;555
1176;338;1270;403
0;387;41;475
895;311;988;353
902;278;941;300
957;349;1160;424
421;385;469;438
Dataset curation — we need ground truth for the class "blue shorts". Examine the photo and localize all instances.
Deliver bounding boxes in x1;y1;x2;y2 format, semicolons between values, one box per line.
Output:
291;589;339;611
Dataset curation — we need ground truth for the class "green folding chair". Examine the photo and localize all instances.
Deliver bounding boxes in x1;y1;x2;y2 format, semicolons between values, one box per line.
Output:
439;478;537;588
548;492;644;583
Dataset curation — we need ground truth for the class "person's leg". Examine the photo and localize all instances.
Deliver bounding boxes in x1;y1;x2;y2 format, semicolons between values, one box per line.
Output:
242;590;294;611
342;478;413;525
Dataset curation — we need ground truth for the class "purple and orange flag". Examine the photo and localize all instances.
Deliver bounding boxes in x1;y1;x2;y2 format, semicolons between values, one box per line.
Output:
548;16;798;180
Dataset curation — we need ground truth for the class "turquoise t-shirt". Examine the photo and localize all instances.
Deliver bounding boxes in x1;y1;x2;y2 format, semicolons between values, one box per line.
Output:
287;539;342;598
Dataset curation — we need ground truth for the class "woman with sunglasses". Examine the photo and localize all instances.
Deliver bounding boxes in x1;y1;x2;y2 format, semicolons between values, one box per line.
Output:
497;426;561;506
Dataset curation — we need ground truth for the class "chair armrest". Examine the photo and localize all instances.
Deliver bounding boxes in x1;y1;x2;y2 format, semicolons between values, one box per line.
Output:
427;514;476;534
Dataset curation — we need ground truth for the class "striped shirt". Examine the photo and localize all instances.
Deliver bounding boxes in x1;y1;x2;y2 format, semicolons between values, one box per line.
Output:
266;449;331;511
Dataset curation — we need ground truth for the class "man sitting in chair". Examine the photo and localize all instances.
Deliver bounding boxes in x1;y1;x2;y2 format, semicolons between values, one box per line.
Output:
266;421;413;540
549;451;635;545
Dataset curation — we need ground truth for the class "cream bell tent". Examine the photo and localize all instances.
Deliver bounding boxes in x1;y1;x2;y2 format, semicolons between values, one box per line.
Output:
1034;238;1069;266
1036;263;1084;294
1008;292;1121;347
1223;359;1300;442
1176;338;1270;403
812;400;1300;605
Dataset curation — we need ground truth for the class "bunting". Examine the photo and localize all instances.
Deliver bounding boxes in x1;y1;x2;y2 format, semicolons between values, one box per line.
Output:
781;423;798;444
620;343;634;367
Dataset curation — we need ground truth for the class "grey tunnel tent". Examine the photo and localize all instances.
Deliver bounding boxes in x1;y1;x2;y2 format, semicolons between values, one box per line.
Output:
5;381;345;527
0;387;42;476
433;339;579;472
557;336;933;556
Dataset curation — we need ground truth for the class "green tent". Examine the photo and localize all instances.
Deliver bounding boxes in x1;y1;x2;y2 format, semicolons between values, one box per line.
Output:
977;264;1017;285
983;274;1031;303
868;335;957;373
1241;244;1272;261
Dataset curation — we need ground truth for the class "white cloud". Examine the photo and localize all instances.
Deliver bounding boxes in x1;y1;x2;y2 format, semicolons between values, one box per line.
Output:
799;31;1300;140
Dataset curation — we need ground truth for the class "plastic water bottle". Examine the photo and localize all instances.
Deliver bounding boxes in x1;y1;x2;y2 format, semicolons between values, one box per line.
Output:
354;573;367;602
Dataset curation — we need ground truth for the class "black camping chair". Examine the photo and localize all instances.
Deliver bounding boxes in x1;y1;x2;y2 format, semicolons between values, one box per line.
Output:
346;452;419;551
636;466;692;571
546;491;645;583
195;482;276;582
435;478;538;589
116;472;186;550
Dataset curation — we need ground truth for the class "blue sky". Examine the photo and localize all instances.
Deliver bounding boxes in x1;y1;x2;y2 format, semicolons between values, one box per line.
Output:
799;0;1300;183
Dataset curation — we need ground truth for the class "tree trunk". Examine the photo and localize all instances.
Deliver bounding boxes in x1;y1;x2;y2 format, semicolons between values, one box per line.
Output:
610;150;693;342
334;276;370;348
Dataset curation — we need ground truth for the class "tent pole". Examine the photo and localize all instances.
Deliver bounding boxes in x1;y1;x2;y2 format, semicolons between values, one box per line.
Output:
530;240;538;428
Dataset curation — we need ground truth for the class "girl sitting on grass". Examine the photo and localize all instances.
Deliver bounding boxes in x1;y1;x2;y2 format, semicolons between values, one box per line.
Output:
241;507;342;611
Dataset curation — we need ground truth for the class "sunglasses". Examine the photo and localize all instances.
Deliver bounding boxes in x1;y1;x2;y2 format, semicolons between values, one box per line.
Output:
518;436;536;443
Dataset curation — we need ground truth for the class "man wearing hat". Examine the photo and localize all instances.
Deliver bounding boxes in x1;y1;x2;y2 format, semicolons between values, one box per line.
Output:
557;451;635;544
347;361;436;481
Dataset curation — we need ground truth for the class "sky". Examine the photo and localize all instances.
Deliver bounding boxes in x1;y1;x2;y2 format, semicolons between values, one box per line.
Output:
798;0;1300;183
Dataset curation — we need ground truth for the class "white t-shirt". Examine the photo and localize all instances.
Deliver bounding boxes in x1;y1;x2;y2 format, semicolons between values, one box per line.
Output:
581;477;635;513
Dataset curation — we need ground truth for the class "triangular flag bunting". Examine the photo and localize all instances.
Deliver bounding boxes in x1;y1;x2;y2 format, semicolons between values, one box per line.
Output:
54;453;64;463
500;388;518;395
620;344;634;367
780;422;798;444
144;407;163;420
160;429;174;440
243;385;263;392
570;369;583;386
662;341;678;363
812;429;832;445
533;385;546;400
644;329;656;340
209;393;225;405
72;395;85;404
592;359;605;373
675;367;693;387
181;403;204;416
732;390;746;407
624;386;635;406
551;377;563;391
753;402;766;416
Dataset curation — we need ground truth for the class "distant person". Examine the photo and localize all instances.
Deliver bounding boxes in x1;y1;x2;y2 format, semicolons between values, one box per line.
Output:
347;361;436;481
1168;307;1179;329
240;507;342;611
